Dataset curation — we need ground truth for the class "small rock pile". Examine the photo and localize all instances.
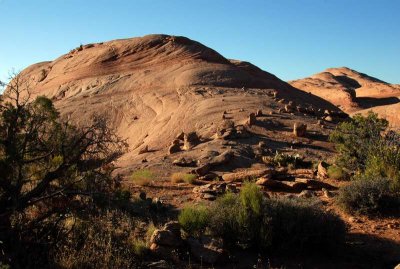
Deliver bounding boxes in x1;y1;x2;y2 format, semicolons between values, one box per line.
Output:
186;236;226;264
149;221;226;265
193;182;239;200
214;125;250;140
254;167;336;193
150;221;183;257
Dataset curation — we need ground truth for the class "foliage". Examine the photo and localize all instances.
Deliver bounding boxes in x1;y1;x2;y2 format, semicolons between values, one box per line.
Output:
0;73;128;267
114;189;132;202
336;177;398;215
51;209;140;268
178;204;209;237
363;131;400;191
329;111;388;172
131;239;149;257
208;192;241;247
131;169;154;186
146;222;157;242
237;182;268;249
179;183;345;253
263;197;346;251
170;172;197;184
264;151;310;169
327;165;347;180
329;112;400;210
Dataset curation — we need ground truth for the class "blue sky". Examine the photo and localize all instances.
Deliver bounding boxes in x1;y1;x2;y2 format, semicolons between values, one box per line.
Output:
1;0;399;84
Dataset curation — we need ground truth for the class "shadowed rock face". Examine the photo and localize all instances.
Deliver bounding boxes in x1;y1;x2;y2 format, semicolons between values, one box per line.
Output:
15;34;339;169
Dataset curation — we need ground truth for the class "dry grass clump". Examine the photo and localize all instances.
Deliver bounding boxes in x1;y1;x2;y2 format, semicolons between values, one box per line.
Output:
131;169;155;186
170;172;197;184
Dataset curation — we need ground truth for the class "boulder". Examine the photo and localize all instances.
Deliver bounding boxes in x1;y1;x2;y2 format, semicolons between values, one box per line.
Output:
280;181;308;191
246;113;256;126
298;190;315;198
285;104;295;113
168;140;181;154
183;132;200;150
138;145;149;154
306;106;316;115
324;115;334;122
193;182;237;200
175;131;185;140
150;229;183;247
192;184;215;194
317;161;329;179
322;188;333;198
197;173;219;181
293;123;307;137
163;221;181;236
256;109;263;117
209;150;234;166
222;168;273;182
258;141;266;149
200;193;217;200
256;177;282;188
187;236;225;264
149;243;175;258
139;192;147;200
172;157;196;167
193;163;211;176
294;178;336;190
296;105;306;113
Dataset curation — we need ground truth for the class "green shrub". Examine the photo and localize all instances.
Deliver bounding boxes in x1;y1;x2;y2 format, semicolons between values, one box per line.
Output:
131;169;154;186
178;204;209;237
337;177;397;215
182;183;345;253
208;192;241;247
329;112;388;172
263;197;346;251
114;189;131;201
239;182;264;216
237;182;268;248
363;136;400;191
170;172;197;184
327;165;347;180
